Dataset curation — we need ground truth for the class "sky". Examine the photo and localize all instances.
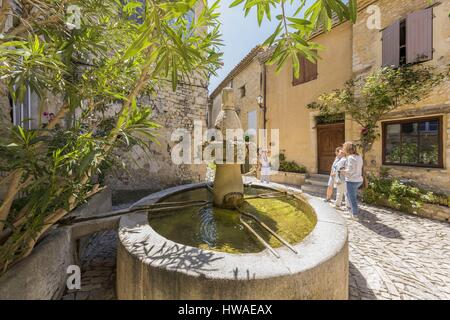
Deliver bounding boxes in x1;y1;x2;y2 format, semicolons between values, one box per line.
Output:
208;0;314;92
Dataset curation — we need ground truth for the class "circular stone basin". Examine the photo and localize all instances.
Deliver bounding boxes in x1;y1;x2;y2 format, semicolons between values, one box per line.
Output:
150;187;317;254
117;182;349;300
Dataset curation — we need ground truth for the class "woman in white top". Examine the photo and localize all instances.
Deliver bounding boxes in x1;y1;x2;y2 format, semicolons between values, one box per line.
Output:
342;142;364;217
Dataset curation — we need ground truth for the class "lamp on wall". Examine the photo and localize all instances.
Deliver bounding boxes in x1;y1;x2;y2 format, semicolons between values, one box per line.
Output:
256;95;264;108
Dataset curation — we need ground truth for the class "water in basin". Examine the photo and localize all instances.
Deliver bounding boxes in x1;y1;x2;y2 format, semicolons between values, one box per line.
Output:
148;187;317;254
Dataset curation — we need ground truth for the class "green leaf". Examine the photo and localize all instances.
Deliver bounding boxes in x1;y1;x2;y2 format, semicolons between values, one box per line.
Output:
348;0;358;23
286;17;312;26
229;0;245;8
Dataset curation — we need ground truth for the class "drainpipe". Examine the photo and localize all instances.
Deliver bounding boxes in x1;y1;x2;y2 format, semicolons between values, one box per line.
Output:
262;64;267;130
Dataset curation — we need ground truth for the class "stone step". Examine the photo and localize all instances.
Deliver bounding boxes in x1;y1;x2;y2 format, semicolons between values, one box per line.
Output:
309;174;330;182
305;178;329;187
301;184;328;197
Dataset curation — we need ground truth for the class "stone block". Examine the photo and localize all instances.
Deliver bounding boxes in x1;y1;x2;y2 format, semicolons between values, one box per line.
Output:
0;190;115;300
0;227;74;300
269;171;307;186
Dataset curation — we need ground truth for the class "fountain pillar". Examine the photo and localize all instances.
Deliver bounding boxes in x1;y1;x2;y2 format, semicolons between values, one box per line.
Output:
212;88;244;208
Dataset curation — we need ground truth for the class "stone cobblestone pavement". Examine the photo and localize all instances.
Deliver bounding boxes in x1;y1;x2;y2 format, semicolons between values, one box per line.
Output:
348;204;450;300
62;199;450;300
62;230;118;300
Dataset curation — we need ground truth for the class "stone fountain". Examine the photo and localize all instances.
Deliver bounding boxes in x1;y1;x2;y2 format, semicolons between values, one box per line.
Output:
116;88;349;300
211;88;244;209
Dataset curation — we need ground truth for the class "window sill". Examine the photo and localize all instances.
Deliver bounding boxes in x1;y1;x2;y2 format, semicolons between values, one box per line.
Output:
292;78;317;87
384;58;433;69
382;164;445;171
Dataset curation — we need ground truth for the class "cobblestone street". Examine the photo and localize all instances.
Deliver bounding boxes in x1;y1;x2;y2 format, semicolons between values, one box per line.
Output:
349;204;450;300
62;230;117;300
62;198;450;300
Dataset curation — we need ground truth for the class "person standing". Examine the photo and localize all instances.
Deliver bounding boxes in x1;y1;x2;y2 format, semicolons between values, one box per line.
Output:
333;148;348;210
342;142;364;218
324;147;342;203
260;149;271;184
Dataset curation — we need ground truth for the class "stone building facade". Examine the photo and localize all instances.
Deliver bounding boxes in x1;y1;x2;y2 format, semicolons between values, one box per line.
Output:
264;20;353;174
347;0;450;193
209;46;265;132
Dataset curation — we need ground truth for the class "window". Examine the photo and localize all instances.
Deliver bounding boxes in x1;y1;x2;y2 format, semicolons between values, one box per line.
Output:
399;20;407;65
382;7;433;67
247;110;257;132
239;85;246;98
11;86;39;130
383;117;443;168
293;54;317;86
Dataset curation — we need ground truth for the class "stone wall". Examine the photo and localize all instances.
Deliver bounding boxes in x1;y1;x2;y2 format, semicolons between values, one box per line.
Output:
0;189;112;300
0;227;74;300
265;171;307;187
348;0;450;193
92;0;210;191
419;204;450;223
210;56;264;131
104;78;208;191
0;88;11;136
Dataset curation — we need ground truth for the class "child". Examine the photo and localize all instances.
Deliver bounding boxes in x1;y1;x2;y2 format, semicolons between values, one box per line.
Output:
259;149;270;184
325;147;342;203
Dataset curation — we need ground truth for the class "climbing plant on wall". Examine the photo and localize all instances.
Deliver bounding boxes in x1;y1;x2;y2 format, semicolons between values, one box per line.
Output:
307;65;448;174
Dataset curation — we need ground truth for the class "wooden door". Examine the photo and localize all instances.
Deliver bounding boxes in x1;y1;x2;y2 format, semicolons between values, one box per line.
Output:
317;123;345;174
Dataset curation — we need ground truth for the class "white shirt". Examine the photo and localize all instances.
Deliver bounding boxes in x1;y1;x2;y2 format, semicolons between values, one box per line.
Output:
260;156;271;176
335;156;347;183
345;155;363;183
260;155;270;168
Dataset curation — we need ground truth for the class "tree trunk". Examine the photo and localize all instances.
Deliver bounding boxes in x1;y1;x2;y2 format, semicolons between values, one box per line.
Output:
361;149;368;189
0;169;23;232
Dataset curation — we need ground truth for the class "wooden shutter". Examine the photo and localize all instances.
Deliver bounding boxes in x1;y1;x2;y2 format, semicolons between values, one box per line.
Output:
382;20;400;67
293;55;317;85
293;57;306;84
304;57;318;82
406;8;433;64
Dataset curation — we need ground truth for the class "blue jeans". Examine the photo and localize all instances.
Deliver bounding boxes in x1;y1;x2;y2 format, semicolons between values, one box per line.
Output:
346;181;362;216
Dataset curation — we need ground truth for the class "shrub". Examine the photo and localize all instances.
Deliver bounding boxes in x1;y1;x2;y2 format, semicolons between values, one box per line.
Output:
278;154;307;174
362;170;448;214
